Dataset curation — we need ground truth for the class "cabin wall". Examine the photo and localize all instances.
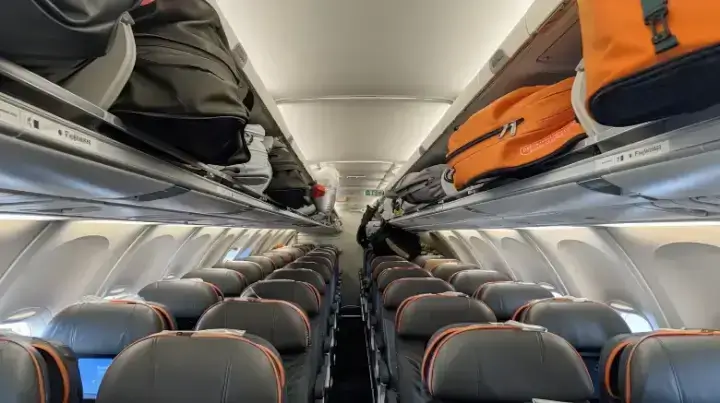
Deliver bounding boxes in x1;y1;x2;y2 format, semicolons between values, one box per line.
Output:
433;224;720;331
0;217;288;335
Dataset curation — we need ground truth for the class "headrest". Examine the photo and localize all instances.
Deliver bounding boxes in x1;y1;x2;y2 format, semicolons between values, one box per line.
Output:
519;299;630;351
431;263;479;282
96;330;285;403
307;252;336;264
370;255;405;270
275;247;303;260
260;253;286;269
317;244;339;252
620;330;720;403
286;261;332;282
43;301;165;356
0;336;49;403
413;254;445;266
423;258;459;272
223;261;264;284
382;278;454;309
240;280;320;316
184;268;247;297
372;261;419;281
395;293;496;339
240;256;276;275
2;333;82;403
297;255;333;270
377;267;432;292
449;270;512;295
599;332;647;401
422;324;593;402
475;281;554;321
266;269;326;294
196;299;310;353
138;280;221;319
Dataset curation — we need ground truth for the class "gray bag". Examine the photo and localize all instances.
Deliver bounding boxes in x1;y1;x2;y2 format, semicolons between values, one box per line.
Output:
111;0;253;165
389;164;456;204
212;124;273;194
266;142;312;209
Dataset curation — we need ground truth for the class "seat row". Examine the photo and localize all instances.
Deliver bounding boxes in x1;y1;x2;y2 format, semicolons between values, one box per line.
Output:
361;251;720;403
0;242;342;403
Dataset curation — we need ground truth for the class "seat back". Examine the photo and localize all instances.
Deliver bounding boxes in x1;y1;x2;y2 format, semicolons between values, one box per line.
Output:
377;267;432;292
372;261;419;281
43;301;167;400
431;263;480;282
517;298;631;400
95;330;285;403
449;269;512;295
239;256;276;276
422;258;458;272
286;260;332;283
223;261;264;284
267;269;326;295
138;280;222;329
240;280;320;318
262;252;291;267
412;254;445;267
0;336;50;403
475;281;554;321
183;268;247;297
422;323;593;402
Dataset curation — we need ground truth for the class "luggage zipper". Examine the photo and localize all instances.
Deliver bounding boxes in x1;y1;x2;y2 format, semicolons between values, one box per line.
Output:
447;118;524;162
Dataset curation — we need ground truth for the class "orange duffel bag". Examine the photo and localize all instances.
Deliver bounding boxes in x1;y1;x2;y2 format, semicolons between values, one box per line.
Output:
579;0;720;126
446;77;586;190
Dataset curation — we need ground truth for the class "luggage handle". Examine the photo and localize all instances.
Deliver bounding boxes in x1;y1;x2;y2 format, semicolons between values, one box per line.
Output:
641;0;678;54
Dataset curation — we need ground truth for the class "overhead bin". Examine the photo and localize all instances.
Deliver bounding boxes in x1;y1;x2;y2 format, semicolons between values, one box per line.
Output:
0;62;331;231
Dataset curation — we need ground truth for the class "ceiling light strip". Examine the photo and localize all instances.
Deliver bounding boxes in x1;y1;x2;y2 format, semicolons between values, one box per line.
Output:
275;95;455;105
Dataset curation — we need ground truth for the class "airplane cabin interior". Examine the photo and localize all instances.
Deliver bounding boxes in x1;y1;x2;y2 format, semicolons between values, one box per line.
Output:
1;1;719;403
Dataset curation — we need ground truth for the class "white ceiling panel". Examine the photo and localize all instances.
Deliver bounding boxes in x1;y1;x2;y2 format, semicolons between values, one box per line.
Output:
279;100;449;161
218;0;535;99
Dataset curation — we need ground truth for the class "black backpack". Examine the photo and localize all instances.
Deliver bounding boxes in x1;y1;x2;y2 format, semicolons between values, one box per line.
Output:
111;0;253;165
368;221;421;260
265;141;312;209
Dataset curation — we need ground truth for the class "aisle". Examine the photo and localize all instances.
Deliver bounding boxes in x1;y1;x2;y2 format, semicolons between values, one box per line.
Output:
328;306;374;403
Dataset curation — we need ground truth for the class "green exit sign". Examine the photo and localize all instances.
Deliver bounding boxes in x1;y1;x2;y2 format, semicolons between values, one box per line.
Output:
364;189;385;197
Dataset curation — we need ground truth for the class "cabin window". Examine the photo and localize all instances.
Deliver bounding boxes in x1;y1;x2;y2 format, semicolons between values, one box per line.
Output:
223;248;240;261
235;247;252;259
609;301;654;333
539;282;564;298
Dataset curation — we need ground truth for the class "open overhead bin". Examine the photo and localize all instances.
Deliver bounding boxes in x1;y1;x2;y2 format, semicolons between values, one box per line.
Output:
389;0;720;229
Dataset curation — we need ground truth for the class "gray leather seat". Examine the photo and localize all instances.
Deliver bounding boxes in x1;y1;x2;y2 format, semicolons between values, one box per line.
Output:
473;281;554;321
372;261;419;282
263;251;291;268
616;331;720;403
240;256;276;276
95;330;285;403
516;299;631;401
598;333;649;403
223;260;265;284
183;268;247;297
420;323;594;403
196;299;319;403
0;336;50;403
448;269;512;296
412;254;445;267
393;293;496;403
375;278;454;397
286;261;333;284
43;301;168;401
138;280;222;330
431;263;481;282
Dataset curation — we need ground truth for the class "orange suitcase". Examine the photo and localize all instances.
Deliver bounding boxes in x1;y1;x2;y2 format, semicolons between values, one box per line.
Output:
446;77;585;190
579;0;720;126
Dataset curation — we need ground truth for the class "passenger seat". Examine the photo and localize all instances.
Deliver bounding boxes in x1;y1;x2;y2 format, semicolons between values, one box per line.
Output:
95;330;285;403
183;268;247;297
448;269;512;295
196;299;322;403
421;323;593;403
222;260;265;284
43;301;169;400
514;298;631;401
239;256;276;276
393;293;496;403
474;281;554;321
0;336;50;403
430;263;481;282
138;280;222;329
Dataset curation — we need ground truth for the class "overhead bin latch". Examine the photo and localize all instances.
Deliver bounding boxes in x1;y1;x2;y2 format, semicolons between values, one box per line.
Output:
489;49;509;74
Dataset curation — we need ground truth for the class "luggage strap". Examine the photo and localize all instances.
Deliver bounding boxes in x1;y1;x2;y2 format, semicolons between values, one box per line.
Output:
641;0;678;54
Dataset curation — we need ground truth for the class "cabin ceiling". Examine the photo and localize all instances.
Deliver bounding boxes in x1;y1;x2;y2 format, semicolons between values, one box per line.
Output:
217;0;534;209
